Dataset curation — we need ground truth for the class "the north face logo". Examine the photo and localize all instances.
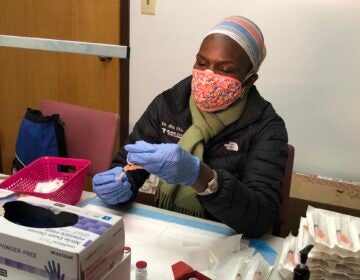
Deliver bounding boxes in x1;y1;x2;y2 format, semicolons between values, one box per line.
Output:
224;141;238;151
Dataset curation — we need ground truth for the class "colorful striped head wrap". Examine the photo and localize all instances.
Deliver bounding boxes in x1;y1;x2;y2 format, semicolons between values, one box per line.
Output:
207;16;266;73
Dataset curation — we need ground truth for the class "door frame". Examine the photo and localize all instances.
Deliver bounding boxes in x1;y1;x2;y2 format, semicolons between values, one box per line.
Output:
120;0;130;146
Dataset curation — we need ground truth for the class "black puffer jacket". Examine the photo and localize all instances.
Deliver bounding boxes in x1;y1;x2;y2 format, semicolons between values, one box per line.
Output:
112;76;288;237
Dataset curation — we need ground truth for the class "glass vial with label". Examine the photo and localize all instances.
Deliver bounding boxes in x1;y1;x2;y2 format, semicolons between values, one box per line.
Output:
135;260;147;280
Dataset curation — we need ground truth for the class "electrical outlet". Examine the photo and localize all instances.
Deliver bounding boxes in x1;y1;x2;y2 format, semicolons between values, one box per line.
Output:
141;0;156;15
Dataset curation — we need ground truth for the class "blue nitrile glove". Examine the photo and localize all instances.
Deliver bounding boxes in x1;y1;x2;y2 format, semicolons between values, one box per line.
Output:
92;167;132;204
44;260;65;280
125;140;200;185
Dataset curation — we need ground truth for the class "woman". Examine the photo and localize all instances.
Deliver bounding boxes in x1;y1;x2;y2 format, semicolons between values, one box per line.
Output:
93;16;288;237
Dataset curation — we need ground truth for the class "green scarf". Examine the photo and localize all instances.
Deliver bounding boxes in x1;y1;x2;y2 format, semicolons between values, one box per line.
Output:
157;92;248;218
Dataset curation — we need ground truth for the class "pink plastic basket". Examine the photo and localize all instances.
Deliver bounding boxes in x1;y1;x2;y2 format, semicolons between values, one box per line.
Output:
0;156;91;205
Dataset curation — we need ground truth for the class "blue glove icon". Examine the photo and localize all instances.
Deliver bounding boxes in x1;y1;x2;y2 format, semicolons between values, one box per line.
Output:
125;141;200;185
44;260;65;280
92;167;133;204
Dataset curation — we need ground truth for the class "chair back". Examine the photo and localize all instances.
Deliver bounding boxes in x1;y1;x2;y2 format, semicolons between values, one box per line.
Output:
272;144;295;236
40;99;119;176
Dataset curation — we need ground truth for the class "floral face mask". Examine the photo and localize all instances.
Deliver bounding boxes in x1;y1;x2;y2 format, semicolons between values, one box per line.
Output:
191;68;248;112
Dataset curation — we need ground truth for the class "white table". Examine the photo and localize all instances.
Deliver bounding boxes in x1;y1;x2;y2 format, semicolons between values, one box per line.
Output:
78;192;285;280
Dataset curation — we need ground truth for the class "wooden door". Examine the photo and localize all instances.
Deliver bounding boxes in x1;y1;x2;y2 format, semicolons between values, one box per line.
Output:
0;0;123;174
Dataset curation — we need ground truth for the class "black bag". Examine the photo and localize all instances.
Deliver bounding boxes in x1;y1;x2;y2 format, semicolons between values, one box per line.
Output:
12;108;67;172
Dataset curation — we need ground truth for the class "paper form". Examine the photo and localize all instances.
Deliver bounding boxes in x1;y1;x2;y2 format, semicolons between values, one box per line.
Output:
82;197;277;280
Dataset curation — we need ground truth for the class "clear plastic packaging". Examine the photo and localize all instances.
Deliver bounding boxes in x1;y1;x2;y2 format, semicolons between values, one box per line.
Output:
307;206;360;253
241;253;272;280
278;234;298;279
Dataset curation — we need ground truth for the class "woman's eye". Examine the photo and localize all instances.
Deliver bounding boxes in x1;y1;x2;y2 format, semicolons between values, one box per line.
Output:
219;68;233;74
195;58;207;67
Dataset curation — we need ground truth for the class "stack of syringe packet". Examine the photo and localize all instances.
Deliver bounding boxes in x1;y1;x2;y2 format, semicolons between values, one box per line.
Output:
278;206;360;279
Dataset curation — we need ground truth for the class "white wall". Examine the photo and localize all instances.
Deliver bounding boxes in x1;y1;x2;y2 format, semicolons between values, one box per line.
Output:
129;0;360;182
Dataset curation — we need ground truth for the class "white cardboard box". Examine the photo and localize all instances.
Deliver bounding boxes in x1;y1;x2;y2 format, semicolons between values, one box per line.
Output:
0;191;124;280
102;250;131;280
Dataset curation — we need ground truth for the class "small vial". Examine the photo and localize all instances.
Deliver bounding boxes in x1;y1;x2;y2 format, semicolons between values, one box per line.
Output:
135;260;147;280
123;246;131;254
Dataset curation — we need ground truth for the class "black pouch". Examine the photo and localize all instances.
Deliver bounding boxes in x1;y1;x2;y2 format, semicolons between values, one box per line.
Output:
12;108;67;172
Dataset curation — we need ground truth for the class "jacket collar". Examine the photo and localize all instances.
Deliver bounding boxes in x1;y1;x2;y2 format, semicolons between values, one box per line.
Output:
239;85;268;128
